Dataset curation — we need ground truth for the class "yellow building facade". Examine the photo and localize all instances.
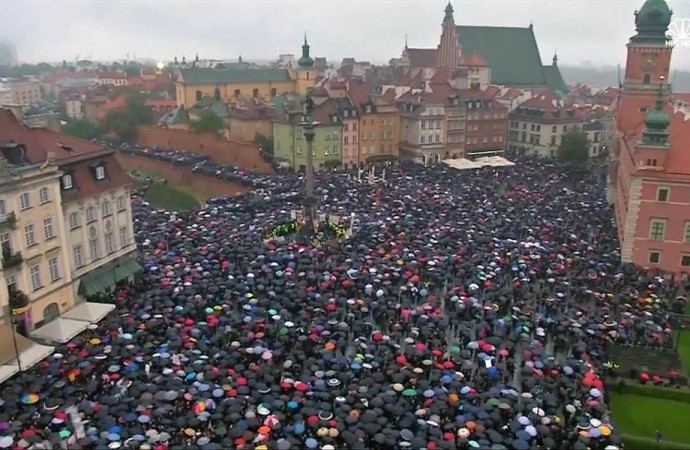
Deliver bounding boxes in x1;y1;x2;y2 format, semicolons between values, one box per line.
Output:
0;153;73;328
358;96;401;163
176;39;318;108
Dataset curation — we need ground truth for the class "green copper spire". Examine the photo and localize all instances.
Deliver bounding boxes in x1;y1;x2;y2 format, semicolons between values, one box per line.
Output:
445;2;454;19
298;34;314;68
642;78;671;145
632;0;672;44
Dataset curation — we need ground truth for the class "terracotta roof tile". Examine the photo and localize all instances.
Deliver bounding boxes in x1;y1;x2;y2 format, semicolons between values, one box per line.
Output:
61;154;132;203
460;53;488;66
512;90;583;120
98;71;127;79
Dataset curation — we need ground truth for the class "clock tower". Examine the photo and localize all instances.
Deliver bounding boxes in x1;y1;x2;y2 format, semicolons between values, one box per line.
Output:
623;0;673;95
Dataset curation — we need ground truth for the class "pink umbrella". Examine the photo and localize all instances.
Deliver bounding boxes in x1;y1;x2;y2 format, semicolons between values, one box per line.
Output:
263;415;280;428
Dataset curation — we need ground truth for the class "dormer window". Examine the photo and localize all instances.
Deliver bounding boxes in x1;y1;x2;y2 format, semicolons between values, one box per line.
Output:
61;174;73;190
332;115;338;123
343;110;348;117
95;166;106;180
365;105;372;113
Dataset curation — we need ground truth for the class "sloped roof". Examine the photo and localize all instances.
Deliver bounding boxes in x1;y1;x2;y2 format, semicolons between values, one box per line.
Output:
404;48;438;68
179;68;291;84
456;25;547;86
159;105;189;125
543;65;569;95
511;90;583;120
0;109;107;164
460;53;488;66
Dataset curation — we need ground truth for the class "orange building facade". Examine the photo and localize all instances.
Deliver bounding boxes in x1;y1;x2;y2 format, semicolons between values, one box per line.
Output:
610;0;690;274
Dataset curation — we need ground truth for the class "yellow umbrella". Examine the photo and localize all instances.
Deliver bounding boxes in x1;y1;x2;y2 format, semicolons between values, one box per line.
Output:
599;425;612;436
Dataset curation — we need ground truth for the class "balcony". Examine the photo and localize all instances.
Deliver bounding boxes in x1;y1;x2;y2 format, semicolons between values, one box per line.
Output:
2;251;22;269
0;212;17;230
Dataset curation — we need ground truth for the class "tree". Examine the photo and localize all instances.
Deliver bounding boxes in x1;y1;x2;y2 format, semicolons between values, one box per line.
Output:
557;129;590;167
254;132;273;155
102;109;138;142
189;111;224;134
62;119;102;140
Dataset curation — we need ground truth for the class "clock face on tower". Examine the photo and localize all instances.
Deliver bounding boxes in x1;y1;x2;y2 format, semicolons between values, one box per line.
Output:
642;52;657;69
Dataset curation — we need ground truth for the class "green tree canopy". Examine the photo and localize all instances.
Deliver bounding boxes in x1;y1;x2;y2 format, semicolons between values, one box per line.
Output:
62;119;102;140
254;132;273;155
557;129;590;167
102;109;138;142
189;111;224;134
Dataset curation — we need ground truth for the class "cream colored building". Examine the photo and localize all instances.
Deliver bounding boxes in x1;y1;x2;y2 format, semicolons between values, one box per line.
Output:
0;109;139;335
0;147;73;328
506;91;585;158
5;79;42;106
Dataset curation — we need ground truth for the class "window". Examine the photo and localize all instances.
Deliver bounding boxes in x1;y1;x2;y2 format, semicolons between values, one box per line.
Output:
39;187;49;204
95;166;106;181
685;222;690;243
86;206;96;223
643;73;651;84
422;120;427;129
682;255;690;267
89;238;99;261
365;105;372;113
252;88;259;98
380;131;385;140
116;196;126;212
551;136;557;145
639;106;648;113
43;218;54;240
195;90;202;101
369;131;374;139
73;245;83;268
101;200;112;217
435;134;441;143
325;132;330;141
361;132;366;141
657;187;669;202
421;136;426;144
270;88;277;97
61;174;73;190
649;250;660;264
344;136;349;144
649;219;666;240
105;232;115;254
25;224;36;247
1;233;11;255
563;125;568;132
69;211;80;230
387;130;392;139
48;257;60;282
30;264;42;291
6;275;16;293
19;193;31;210
234;89;240;97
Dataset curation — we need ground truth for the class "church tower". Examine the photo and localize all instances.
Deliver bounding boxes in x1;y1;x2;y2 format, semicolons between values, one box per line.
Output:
436;2;461;69
623;0;673;95
295;35;316;95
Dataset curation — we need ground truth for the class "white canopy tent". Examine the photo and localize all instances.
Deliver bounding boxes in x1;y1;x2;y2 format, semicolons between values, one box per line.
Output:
474;156;516;167
442;158;483;170
62;302;115;323
0;324;54;384
31;317;89;344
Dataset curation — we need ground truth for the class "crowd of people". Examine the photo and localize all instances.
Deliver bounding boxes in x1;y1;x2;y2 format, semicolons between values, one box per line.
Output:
0;158;684;450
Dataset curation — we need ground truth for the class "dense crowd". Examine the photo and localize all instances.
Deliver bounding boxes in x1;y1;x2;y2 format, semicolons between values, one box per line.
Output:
0;159;684;450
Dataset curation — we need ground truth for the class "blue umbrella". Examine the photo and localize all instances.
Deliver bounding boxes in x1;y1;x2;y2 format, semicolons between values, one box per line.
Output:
305;438;318;449
293;422;305;435
287;401;299;410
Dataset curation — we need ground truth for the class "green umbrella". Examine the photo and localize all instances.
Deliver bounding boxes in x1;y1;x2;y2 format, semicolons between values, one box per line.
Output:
402;389;417;397
486;398;500;407
449;345;460;355
279;327;289;336
59;429;71;439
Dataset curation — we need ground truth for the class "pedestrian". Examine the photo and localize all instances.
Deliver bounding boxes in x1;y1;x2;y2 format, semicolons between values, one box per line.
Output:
656;430;663;443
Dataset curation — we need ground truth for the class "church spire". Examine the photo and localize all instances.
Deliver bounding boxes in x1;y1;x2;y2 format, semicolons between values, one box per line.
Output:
437;1;461;69
552;51;558;66
444;1;454;20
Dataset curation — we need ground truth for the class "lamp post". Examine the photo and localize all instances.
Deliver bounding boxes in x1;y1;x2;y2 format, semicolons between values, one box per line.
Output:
300;95;317;234
10;314;21;371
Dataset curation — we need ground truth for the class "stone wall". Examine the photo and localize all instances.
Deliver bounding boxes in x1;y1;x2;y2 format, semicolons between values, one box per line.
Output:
135;126;274;173
116;153;251;200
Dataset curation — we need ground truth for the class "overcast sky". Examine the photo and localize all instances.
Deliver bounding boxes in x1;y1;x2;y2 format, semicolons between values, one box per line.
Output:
3;0;690;70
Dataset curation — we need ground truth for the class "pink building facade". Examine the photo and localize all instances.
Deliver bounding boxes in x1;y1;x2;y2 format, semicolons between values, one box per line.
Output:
610;0;690;274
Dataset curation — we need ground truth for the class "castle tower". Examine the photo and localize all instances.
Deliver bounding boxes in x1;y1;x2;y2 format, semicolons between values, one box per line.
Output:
436;2;461;69
623;0;673;95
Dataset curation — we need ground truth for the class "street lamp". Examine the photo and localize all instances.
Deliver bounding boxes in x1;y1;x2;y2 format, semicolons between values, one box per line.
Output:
10;315;21;372
300;94;317;235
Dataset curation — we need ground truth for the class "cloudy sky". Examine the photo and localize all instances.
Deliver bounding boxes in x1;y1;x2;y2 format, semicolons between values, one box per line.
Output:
3;0;690;70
